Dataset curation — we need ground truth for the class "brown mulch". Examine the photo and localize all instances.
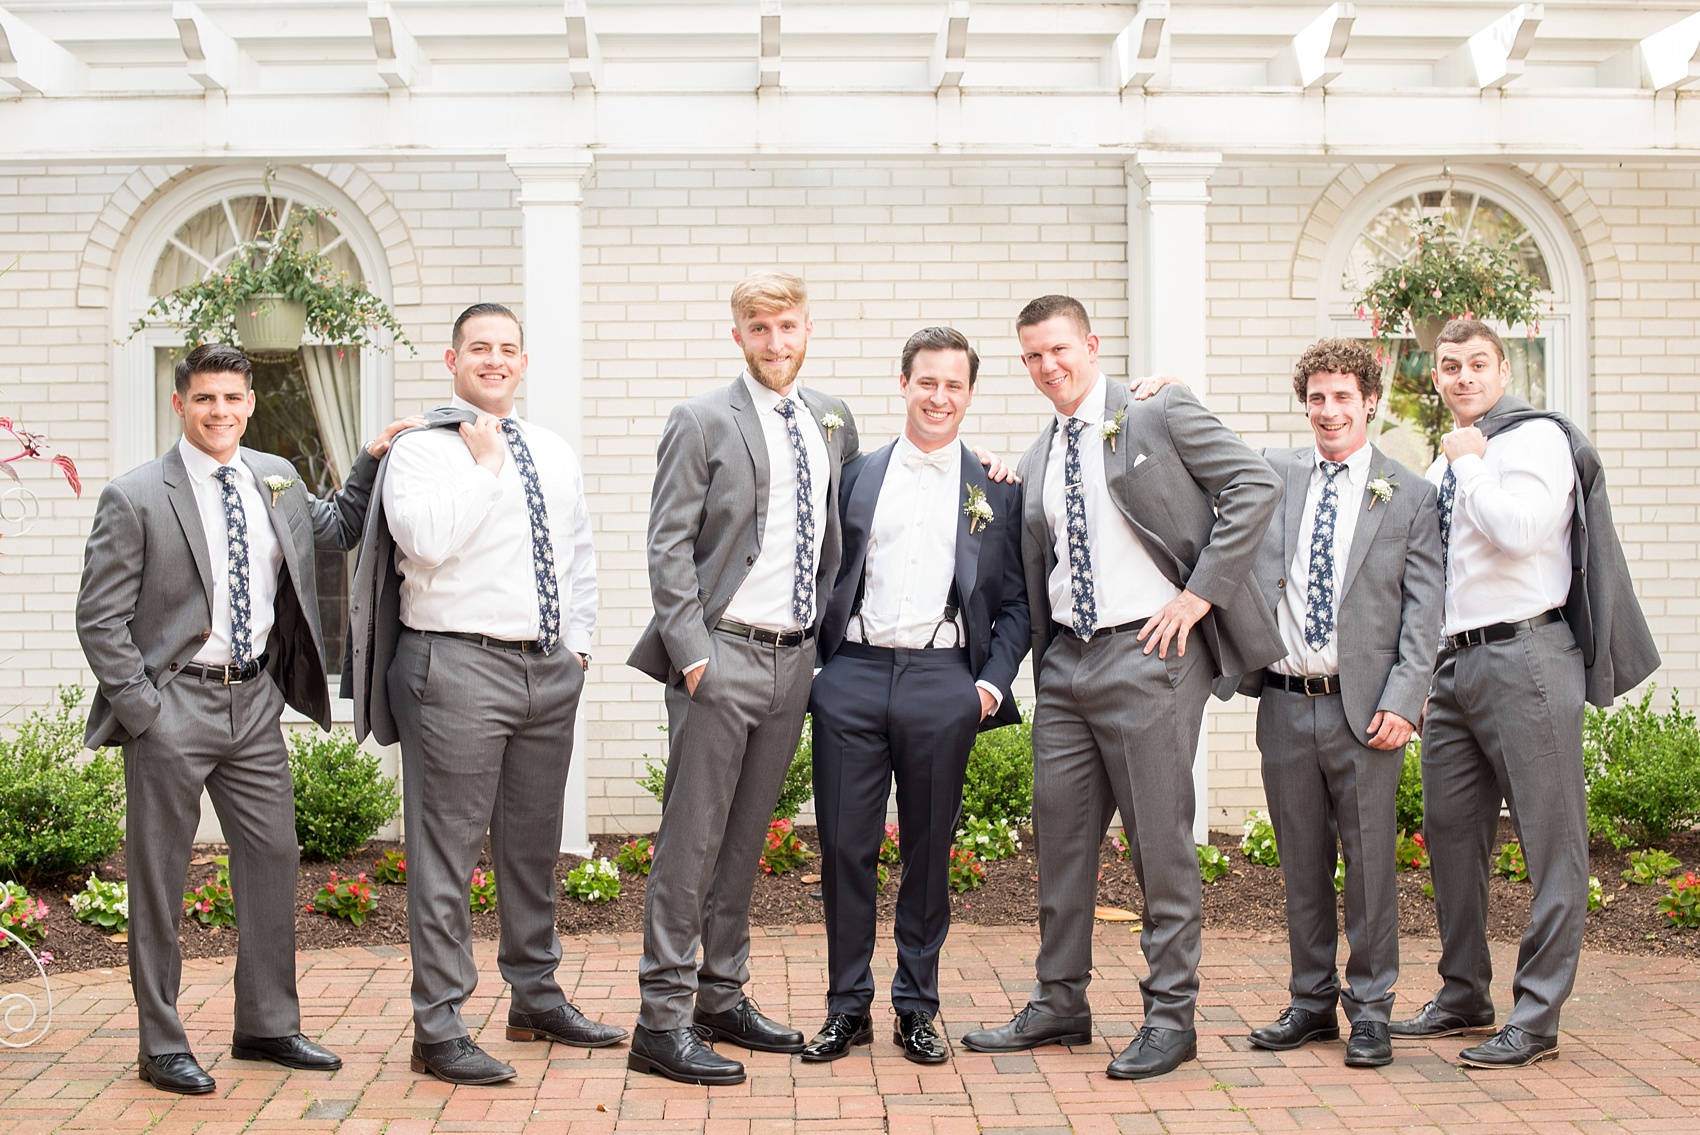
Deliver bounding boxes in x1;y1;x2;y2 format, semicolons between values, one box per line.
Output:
6;821;1699;982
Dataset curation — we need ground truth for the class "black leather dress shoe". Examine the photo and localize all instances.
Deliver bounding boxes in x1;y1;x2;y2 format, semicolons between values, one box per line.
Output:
409;1037;516;1085
1344;1021;1394;1067
1106;1026;1198;1081
800;1013;873;1062
693;997;805;1053
1248;1006;1340;1051
138;1052;216;1094
893;1010;949;1065
1388;999;1497;1039
628;1025;746;1085
231;1032;343;1070
1458;1025;1558;1068
507;1003;629;1048
959;1004;1092;1052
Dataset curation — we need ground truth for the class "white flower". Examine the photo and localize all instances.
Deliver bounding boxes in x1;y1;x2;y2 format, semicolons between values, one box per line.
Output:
1368;472;1398;510
1099;407;1126;451
963;484;994;534
819;411;844;440
261;474;298;506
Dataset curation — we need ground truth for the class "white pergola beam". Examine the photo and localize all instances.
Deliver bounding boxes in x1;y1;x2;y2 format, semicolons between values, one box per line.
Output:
1435;3;1543;90
1268;3;1354;90
172;2;249;92
564;0;602;89
368;1;428;91
928;2;969;91
1597;12;1700;91
758;0;781;90
0;6;88;95
1103;0;1168;91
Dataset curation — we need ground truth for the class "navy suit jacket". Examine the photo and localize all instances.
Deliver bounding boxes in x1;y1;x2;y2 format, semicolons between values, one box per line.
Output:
816;440;1030;731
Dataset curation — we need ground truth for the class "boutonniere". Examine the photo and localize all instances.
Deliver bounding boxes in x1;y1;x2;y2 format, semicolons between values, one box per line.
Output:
1099;407;1125;452
819;410;844;441
964;483;994;534
1367;472;1398;510
262;475;297;506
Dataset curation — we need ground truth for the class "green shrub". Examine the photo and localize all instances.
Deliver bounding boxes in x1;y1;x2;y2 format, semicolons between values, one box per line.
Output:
956;816;1021;861
637;719;813;821
70;874;129;934
183;860;236;927
0;686;124;884
760;818;810;875
961;711;1033;823
289;729;399;861
563;858;621;904
1493;840;1528;882
947;846;984;892
1395;739;1424;835
1332;856;1346;894
1583;688;1700;850
1624;848;1682;886
307;871;377;926
1658;872;1700;930
1396;830;1430;872
373;848;407;885
1197;844;1231;884
615;837;654;876
1240;809;1279;867
0;880;49;947
468;867;497;913
1587;875;1606;914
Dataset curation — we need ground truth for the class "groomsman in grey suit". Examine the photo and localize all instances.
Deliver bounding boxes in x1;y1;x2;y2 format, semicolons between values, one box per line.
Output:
1394;319;1659;1068
350;303;624;1086
76;343;415;1093
1237;339;1442;1068
627;271;859;1086
963;295;1283;1080
801;326;1029;1066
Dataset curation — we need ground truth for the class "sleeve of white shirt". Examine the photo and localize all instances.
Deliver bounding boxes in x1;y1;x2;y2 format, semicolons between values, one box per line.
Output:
563;446;598;656
975;679;1004;712
1451;420;1574;559
383;432;503;568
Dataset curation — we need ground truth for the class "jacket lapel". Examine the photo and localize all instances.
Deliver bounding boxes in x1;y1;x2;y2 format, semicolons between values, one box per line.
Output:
243;449;305;593
845;441;894;577
1023;420;1056;575
163;446;215;618
1338;446;1390;600
729;376;770;535
955;443;986;604
1282;449;1308;571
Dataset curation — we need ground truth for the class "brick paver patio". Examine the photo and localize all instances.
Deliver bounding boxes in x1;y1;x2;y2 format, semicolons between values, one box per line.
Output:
4;924;1698;1133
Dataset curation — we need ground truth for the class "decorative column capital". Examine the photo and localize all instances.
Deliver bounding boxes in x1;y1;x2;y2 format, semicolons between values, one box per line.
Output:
506;149;596;204
1126;150;1222;202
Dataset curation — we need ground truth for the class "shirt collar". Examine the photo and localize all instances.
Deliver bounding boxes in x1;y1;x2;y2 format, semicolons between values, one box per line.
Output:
450;394;522;425
1312;442;1374;483
892;433;959;468
1056;372;1107;429
741;369;806;415
178;437;247;485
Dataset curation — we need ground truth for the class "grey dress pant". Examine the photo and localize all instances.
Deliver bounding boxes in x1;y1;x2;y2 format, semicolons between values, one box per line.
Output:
1422;618;1588;1037
638;629;814;1031
124;669;302;1056
1258;686;1401;1025
389;631;585;1044
1029;628;1213;1032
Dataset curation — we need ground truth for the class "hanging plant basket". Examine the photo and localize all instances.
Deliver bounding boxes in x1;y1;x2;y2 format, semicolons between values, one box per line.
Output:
1412;315;1449;354
230;294;309;353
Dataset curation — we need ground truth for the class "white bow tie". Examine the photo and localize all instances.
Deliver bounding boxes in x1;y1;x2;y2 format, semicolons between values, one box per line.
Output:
902;446;956;473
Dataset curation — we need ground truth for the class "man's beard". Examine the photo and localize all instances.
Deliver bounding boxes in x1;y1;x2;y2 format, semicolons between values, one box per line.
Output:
744;343;807;392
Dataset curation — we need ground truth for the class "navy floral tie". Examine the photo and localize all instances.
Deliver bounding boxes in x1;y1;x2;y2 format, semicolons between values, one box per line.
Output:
500;419;561;654
1063;418;1097;640
215;465;252;667
1437;462;1458;579
1303;460;1346;650
775;398;817;627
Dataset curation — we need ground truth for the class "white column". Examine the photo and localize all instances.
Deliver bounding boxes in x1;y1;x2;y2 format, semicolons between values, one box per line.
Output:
1127;151;1221;846
507;149;596;856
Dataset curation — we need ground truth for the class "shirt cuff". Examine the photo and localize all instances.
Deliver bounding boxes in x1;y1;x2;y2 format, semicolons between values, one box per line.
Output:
684;658;709;676
975;679;1004;712
1449;452;1489;494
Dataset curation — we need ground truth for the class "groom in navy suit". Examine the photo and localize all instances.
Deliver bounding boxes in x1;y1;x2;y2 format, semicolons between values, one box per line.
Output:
802;326;1030;1065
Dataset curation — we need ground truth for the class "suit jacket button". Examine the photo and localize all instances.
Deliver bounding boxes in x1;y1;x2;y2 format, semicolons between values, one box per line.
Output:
201;631;211;640
169;662;179;671
1277;578;1286;589
746;555;755;566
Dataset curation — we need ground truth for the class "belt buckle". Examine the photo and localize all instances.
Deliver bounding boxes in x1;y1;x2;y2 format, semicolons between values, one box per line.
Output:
1302;675;1330;697
223;663;243;686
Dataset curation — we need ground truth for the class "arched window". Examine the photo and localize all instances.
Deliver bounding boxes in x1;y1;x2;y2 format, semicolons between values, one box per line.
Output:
1320;167;1585;469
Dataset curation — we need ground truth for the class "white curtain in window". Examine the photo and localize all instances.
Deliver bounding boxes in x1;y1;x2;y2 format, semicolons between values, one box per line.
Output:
298;345;361;486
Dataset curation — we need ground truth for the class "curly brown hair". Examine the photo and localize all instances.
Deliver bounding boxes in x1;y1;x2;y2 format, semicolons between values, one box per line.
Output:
1291;338;1382;404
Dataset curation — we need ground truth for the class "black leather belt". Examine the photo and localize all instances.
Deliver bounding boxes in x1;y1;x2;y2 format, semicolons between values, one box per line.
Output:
714;618;815;647
1443;609;1564;653
419;629;550;654
1265;672;1341;697
1056;617;1149;641
180;653;269;685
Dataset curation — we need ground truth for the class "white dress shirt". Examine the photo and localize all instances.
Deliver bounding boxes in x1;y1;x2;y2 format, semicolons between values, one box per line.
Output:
720;370;831;632
179;438;284;666
383;396;597;654
1042;374;1179;630
1270;444;1372;678
1425;416;1574;637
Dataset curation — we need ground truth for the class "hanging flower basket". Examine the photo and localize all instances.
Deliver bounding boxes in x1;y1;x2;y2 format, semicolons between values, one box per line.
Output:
230;294;310;353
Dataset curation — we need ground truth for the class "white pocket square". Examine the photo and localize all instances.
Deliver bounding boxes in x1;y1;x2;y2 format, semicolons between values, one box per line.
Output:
1133;453;1149;468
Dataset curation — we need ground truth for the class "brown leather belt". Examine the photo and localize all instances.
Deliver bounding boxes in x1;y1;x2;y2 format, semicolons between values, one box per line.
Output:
714;618;815;647
180;653;269;685
1443;609;1564;653
1265;672;1341;697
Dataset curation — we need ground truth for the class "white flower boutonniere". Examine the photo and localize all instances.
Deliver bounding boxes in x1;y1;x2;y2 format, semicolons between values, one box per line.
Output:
1099;407;1125;452
262;475;297;507
964;483;994;534
1367;472;1398;510
819;410;844;441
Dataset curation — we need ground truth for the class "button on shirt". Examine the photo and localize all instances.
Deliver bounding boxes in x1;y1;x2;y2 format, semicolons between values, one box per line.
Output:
179;438;283;666
1424;416;1574;637
1042;375;1179;630
720;370;831;632
1270;445;1372;677
384;397;597;653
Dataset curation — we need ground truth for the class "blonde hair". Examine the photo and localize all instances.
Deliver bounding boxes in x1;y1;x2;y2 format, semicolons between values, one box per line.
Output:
730;271;809;321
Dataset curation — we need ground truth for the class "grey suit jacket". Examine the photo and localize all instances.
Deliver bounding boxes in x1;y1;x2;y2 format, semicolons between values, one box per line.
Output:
628;377;859;684
77;443;378;748
1017;381;1283;684
1234;445;1443;738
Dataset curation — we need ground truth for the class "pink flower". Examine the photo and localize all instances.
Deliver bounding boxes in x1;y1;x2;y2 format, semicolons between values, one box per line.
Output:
38;951;53;965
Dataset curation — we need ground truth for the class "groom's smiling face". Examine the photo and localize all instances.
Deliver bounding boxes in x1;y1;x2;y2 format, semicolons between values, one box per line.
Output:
732;304;811;394
447;313;527;415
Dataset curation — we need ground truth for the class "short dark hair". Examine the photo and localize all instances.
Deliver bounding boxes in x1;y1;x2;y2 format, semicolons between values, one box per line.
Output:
1291;338;1382;404
1016;294;1091;340
174;343;253;397
452;302;523;349
1435;317;1506;363
900;326;979;388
